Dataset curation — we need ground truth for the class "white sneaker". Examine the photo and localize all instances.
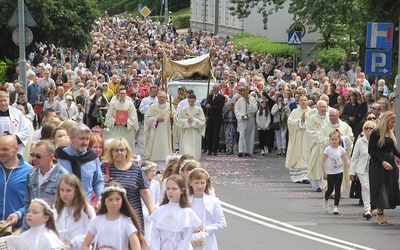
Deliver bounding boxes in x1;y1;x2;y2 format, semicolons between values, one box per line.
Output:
333;207;339;215
260;149;265;155
323;199;329;211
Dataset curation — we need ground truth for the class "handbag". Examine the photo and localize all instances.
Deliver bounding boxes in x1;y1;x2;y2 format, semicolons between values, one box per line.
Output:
273;121;280;130
349;175;361;199
0;220;12;237
191;231;208;247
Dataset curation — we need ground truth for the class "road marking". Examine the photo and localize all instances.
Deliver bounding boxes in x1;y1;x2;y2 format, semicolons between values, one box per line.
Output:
221;201;375;250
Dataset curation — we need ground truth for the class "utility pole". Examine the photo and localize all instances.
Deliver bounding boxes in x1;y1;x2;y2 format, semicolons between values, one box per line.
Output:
164;0;168;24
214;0;219;35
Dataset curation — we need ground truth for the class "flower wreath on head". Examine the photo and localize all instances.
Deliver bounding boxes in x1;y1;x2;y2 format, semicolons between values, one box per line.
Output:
100;186;127;195
142;162;157;171
166;153;182;164
31;198;55;218
188;167;210;178
179;159;199;174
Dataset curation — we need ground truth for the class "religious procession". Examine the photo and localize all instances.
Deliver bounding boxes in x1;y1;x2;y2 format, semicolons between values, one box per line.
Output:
0;10;399;249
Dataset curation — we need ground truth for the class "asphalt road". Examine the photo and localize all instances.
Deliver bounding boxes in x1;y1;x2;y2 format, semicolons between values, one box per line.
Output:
105;126;400;249
201;152;400;250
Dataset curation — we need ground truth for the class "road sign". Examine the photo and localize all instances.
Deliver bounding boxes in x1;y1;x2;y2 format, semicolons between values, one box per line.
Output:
12;27;33;47
289;23;306;38
140;6;151;18
288;31;301;45
365;49;392;76
8;4;37;27
366;22;393;49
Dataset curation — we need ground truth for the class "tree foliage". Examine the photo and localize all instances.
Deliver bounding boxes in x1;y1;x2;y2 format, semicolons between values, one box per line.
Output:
229;0;399;54
0;0;99;60
129;0;190;14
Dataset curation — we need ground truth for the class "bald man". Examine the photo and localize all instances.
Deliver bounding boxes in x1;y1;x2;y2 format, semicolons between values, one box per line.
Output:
320;108;354;192
285;95;311;183
144;91;176;161
305;100;330;191
0;135;32;228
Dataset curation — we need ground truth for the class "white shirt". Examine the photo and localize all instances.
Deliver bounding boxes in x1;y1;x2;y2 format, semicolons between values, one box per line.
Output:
38;166;55;187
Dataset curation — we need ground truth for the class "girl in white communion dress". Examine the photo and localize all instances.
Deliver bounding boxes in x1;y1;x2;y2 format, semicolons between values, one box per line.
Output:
14;198;64;249
54;174;96;250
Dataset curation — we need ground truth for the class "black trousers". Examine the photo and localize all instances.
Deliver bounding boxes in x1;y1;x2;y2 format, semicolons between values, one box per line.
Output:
325;172;343;206
207;121;221;153
258;130;268;148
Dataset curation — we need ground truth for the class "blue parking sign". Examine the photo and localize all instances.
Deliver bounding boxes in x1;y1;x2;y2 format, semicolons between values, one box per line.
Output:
365;49;391;76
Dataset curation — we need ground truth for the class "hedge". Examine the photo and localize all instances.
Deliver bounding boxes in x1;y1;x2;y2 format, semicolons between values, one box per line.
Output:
150;14;190;29
230;32;294;59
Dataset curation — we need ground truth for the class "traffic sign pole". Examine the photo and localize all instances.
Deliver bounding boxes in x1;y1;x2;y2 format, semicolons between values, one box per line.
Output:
18;0;27;92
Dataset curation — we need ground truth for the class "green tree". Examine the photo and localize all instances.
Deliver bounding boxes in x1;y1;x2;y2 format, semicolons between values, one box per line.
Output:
0;0;99;60
229;0;399;54
140;0;190;14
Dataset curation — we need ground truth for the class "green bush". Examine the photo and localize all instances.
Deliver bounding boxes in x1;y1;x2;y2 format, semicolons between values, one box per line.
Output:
230;32;294;59
0;59;17;84
173;14;190;29
313;47;346;69
149;14;190;29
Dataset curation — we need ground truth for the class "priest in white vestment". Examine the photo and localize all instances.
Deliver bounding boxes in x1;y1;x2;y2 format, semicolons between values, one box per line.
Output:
305;100;329;191
285;95;311;183
0;90;30;155
105;88;139;151
320;108;354;192
235;88;258;156
144;91;176;161
176;94;205;160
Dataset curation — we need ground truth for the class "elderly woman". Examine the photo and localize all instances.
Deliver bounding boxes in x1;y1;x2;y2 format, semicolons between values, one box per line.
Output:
60;95;79;121
368;111;400;225
350;121;376;219
101;137;154;231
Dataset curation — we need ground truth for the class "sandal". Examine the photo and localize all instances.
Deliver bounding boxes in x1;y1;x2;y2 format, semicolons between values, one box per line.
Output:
377;213;389;225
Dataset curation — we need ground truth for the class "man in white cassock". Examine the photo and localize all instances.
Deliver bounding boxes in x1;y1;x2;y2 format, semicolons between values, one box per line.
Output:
235;87;258;157
320;108;354;192
306;100;329;191
285;95;311;183
174;89;201;151
105;88;139;151
144;91;176;161
176;94;205;160
0;90;30;155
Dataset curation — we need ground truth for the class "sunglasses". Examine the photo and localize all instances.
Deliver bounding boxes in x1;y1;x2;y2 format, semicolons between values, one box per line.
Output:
370;107;380;110
367;117;376;121
364;127;374;130
30;153;50;159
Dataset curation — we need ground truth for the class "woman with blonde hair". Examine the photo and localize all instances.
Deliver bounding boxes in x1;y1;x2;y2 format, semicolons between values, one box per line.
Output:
350;121;376;219
101;137;154;231
368;111;400;225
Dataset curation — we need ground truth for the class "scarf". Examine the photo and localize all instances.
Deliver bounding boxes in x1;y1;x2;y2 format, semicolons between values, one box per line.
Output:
55;147;98;180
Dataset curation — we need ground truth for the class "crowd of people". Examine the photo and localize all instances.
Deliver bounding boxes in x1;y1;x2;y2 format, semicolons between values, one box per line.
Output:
0;11;399;248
